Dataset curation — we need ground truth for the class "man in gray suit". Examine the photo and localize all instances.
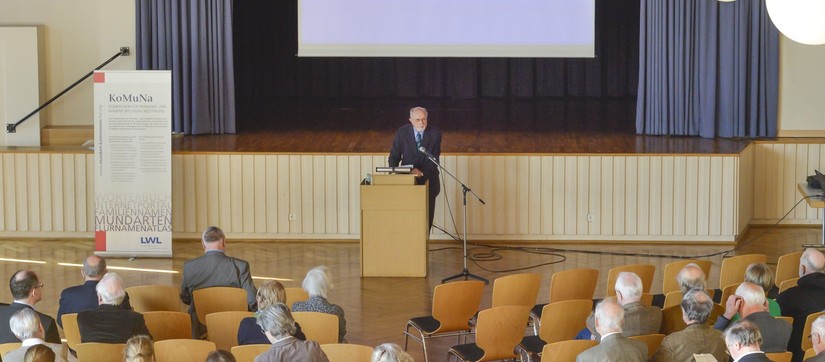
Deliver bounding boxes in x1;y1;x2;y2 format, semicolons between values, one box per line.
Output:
806;315;825;362
713;282;791;353
586;272;663;339
652;289;727;362
576;300;647;362
180;226;257;337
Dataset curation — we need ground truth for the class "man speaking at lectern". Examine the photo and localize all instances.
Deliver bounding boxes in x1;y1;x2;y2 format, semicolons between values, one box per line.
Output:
388;106;442;232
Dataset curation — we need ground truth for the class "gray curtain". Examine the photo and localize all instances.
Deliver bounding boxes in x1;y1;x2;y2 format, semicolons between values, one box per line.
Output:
136;0;236;134
636;0;779;138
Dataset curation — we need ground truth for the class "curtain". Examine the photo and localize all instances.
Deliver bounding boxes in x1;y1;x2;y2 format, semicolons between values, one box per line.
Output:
136;0;236;134
636;0;779;138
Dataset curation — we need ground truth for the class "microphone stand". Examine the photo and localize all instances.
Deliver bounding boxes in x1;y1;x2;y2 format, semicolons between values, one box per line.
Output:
421;151;488;285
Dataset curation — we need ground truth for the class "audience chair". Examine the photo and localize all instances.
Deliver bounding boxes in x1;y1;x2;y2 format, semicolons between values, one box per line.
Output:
126;284;182;312
292;311;339;345
605;264;655;298
154;339;216;362
519;299;592;359
492;273;542;309
719;283;742;306
805;348;818;360
629;334;666;359
777;316;793;327
531;268;598;327
285;287;310;305
719;254;767;290
766;351;793;362
61;313;81;350
231;344;271;362
75;342;126;362
143;311;192;341
193;286;249;326
640;293;654;306
662;289;717;309
803;311;825;351
540;340;598;362
779;277;799;294
775;251;804;289
660;303;723;334
0;342;21;356
206;311;254;351
403;280;484;362
320;343;373;362
448;306;531;362
662;260;712;295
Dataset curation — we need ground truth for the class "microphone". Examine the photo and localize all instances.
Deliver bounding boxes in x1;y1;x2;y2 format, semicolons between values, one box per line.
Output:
418;146;435;158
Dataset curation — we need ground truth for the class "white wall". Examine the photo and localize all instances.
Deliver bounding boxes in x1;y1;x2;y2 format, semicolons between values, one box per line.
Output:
778;36;825;136
0;0;135;127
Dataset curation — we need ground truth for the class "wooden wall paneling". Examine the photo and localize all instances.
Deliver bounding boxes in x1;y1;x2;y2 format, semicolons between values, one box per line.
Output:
492;156;506;235
216;155;231;230
795;145;809;220
292;155;307;233
540;156;553;235
432;155;449;235
528;156;541;235
684;157;699;236
171;155;185;232
722;157;735;236
479;156;494;235
649;156;662;236
324;155;337;234
2;154;15;231
552;156;565;235
50;154;64;231
182;155;197;232
782;145;797;222
504;155;517;235
205;155;220;228
451;155;469;236
38;154;51;231
347;156;359;235
752;145;766;219
661;156;674;235
673;157;687;236
62;154;76;232
637;156;650;236
73;154;86;231
84;154;93;231
516;156;529;235
564;156;577;235
807;145;821;220
612;157;625;235
335;155;348;234
470;156;485;236
194;155;208;231
311;155;325;234
26;154;39;231
737;146;753;234
576;156;589;235
279;155;292;234
588;156;601;235
14;154;29;231
708;157;723;236
265;155;279;233
600;156;614;236
230;155;244;232
240;155;257;233
696;157;711;236
767;145;781;221
624;157;638;235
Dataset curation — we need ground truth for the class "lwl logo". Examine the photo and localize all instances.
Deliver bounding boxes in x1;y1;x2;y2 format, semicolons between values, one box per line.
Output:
140;237;162;244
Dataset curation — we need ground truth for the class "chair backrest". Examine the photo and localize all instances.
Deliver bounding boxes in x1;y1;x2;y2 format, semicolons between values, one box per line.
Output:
206;311;254;350
548;268;599;303
640;293;654;306
765;351;793;362
231;344;271;362
803;311;825;351
193;287;249;325
285;287;310;306
719;254;767;290
719;283;742;306
775;251;804;288
475;306;531;361
629;334;665;359
605;264;655;297
804;348;818;361
126;284;182;312
659;305;686;335
662;260;712;295
292;311;339;344
431;280;485;333
0;342;21;356
320;343;373;362
143;311;192;341
776;316;793;327
154;339;216;362
75;342;126;362
541;340;598;362
492;273;542;308
539;299;593;344
779;278;800;294
663;291;682;309
61;313;81;350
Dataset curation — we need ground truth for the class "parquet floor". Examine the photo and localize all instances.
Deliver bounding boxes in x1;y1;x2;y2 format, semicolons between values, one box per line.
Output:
0;226;818;360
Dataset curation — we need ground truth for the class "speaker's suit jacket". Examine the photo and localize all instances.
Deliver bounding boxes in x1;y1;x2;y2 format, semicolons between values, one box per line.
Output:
576;333;647;362
388;123;442;229
57;280;132;328
0;302;60;344
78;304;150;343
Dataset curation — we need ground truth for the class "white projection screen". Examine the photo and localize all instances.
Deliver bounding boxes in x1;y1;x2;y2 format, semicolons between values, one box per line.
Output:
298;0;595;58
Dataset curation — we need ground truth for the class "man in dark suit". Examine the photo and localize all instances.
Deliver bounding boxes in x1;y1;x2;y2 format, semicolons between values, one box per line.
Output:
0;270;60;344
57;255;131;328
807;315;825;362
180;226;257;337
778;248;825;362
714;282;791;353
77;272;150;343
724;320;773;362
576;300;647;362
388;106;442;231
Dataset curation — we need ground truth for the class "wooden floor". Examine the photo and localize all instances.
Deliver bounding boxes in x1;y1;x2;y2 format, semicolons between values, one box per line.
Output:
0;226;819;360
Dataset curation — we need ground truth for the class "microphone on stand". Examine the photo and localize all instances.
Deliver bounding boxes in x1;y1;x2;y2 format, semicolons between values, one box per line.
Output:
418;146;436;159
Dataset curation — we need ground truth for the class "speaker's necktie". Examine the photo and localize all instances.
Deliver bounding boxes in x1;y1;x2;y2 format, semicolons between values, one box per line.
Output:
416;132;422;150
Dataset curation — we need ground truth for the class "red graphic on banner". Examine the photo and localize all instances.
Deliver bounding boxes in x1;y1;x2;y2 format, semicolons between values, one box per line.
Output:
93;72;106;83
95;230;107;251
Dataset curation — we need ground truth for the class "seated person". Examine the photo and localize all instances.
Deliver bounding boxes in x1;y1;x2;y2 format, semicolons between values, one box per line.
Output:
743;263;780;316
124;335;154;362
78;273;151;343
371;343;413;362
723;320;772;362
2;308;67;362
576;300;648;362
238;280;306;345
713;282;790;353
255;303;328;362
291;266;346;343
57;255;132;328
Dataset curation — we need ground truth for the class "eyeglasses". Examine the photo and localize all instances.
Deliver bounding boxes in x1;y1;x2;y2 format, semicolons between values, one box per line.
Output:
34;283;44;289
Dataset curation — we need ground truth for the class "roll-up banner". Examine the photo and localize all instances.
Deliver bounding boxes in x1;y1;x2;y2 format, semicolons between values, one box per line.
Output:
93;71;172;258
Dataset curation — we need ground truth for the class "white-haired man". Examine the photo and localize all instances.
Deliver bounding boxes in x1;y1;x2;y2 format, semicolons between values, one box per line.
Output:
77;272;150;343
2;308;67;362
586;272;662;339
806;315;825;362
777;248;825;361
677;263;707;294
724;320;772;362
714;282;791;353
57;255;132;328
576;300;647;362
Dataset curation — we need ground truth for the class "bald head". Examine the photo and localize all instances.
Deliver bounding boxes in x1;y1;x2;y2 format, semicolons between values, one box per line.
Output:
801;249;825;277
82;255;107;280
594;300;624;335
677;263;707;294
813;315;825;354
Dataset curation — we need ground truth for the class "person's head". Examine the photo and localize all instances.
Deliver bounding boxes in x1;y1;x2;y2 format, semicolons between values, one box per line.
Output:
201;226;226;252
124;335;154;362
10;308;44;341
371;343;414;362
594;299;624;336
734;282;768;317
257;303;296;341
681;289;714;324
724;320;763;359
800;248;825;277
811;315;825;354
408;107;428;133
614;272;643;304
96;272;126;306
677;263;706;294
302;266;333;299
9;270;42;304
205;350;236;362
23;344;54;362
82;255;107;281
743;263;774;293
256;280;287;310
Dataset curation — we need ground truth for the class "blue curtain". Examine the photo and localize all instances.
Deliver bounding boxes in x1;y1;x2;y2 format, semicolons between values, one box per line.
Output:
636;0;779;138
136;0;236;134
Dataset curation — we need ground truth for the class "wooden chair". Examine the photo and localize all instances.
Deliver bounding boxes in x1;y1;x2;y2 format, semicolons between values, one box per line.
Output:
660;303;724;334
540;340;598;362
492;273;542;308
662;260;712;294
403;280;484;362
320;343;373;362
719;282;742;305
640;293;654;306
206;311;254;350
292;311;339;345
531;268;597;328
629;333;665;359
779;277;799;293
605;264;656;297
75;342;126;362
448;306;531;362
719;254;767;290
765;351;793;362
775;251;803;288
143;311;192;341
777;316;793;327
231;344;271;362
663;289;718;309
61;313;81;350
154;339;216;362
519;299;592;358
804;348;818;360
0;342;21;356
803;311;825;351
193;287;249;326
126;284;182;312
285;287;310;305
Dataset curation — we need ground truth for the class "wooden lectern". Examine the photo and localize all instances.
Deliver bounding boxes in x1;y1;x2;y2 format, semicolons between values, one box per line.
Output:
360;174;428;277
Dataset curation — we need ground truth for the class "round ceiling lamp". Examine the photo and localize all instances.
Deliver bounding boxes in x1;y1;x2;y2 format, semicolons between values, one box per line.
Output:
766;0;825;45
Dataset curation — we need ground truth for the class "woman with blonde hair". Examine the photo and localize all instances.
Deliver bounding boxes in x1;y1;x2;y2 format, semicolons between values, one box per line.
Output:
23;344;55;362
744;263;781;317
238;280;306;345
124;335;154;362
